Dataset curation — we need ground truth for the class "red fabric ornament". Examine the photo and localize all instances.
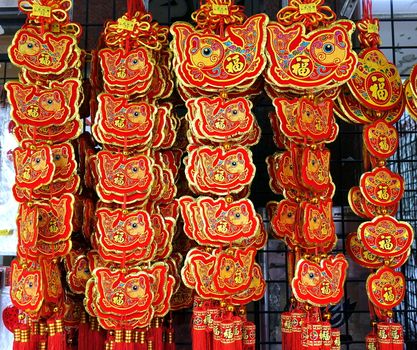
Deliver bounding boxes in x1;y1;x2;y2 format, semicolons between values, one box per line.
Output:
233;316;243;350
242;322;255;350
47;319;67;350
2;305;19;333
304;321;323;350
77;312;89;350
321;321;332;350
192;307;208;350
377;322;391;350
390;323;404;350
213;316;222;350
135;330;147;350
220;314;236;350
29;321;40;350
365;331;378;350
281;312;293;350
151;318;164;350
330;329;341;350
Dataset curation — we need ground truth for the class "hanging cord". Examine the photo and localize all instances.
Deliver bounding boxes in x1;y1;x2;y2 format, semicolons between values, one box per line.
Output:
191;0;246;33
127;0;146;18
357;0;381;48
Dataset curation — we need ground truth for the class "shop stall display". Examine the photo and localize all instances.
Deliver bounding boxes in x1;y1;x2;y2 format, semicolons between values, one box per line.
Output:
1;0;416;349
339;1;413;349
171;1;268;349
265;0;357;349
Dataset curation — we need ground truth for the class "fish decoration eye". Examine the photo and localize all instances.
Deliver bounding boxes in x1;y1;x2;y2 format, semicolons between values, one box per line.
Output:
323;43;334;54
202;47;212;57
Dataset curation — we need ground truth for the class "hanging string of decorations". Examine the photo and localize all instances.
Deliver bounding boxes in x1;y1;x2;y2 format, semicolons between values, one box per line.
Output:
4;0;85;348
171;1;268;349
339;1;413;349
264;0;358;349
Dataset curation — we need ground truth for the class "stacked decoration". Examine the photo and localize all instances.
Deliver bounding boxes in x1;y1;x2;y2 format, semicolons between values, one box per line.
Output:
84;0;181;348
264;0;358;349
4;0;85;348
170;0;268;349
339;1;414;349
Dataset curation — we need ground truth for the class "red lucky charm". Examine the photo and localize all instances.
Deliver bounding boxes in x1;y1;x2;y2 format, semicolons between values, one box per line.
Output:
264;2;358;348
300;147;332;192
346;232;409;270
171;14;268;90
359;167;404;207
96;208;153;252
363;120;398;160
66;255;91;294
266;20;357;91
84;0;181;346
348;49;403;111
96;94;156;139
366;267;405;310
179;196;260;246
5;79;80;127
16;202;38;248
357;216;414;259
99;47;155;95
96;151;154;203
91;268;155;328
336;2;412;348
292;255;348;307
300;200;336;249
8;29;77;74
270;199;299;243
186;97;255;142
185;146;256;195
10;260;43;312
35;194;74;243
173;1;266;349
273;97;338;143
13;144;55;190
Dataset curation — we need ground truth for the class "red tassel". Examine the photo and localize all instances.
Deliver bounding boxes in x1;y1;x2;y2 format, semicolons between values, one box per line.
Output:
366;331;378;350
104;330;115;350
113;330;126;350
304;322;323;350
113;329;135;350
192;307;208;350
321;322;332;350
124;330;136;350
290;310;304;349
242;322;255;350
135;330;147;350
213;317;222;350
281;312;292;350
13;326;21;350
233;316;243;350
220;315;235;350
151;318;164;350
164;317;176;350
377;322;391;350
19;324;31;350
77;312;89;350
330;329;341;350
90;318;106;350
390;323;404;350
28;321;39;350
38;322;47;350
47;319;67;350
